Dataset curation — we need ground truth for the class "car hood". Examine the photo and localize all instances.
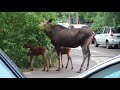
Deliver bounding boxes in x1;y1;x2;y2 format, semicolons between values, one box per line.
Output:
69;55;120;78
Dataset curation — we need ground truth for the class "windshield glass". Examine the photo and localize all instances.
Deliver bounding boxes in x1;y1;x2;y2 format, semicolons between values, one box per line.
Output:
0;58;16;78
88;62;120;78
112;27;120;33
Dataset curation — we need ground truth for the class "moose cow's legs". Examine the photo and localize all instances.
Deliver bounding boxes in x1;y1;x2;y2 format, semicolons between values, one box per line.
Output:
56;47;61;71
77;36;93;73
85;43;91;71
77;46;88;73
85;35;94;71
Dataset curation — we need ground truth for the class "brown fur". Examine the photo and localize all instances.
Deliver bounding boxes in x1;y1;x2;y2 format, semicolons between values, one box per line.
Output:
60;47;73;69
23;43;49;71
40;19;94;73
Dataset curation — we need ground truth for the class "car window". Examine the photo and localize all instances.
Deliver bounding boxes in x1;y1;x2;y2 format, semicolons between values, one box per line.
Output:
98;28;104;34
88;62;120;78
103;28;109;34
112;27;120;33
0;58;16;78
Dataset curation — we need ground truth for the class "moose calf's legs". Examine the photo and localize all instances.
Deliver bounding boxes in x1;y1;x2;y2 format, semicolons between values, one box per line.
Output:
42;54;49;71
30;55;34;71
61;54;64;68
65;54;73;70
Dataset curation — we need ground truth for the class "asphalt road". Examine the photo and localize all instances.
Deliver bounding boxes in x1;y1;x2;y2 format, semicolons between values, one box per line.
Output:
24;44;120;78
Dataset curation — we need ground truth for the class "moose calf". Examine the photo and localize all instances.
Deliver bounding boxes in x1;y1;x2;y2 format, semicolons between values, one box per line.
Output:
60;47;73;69
23;43;49;71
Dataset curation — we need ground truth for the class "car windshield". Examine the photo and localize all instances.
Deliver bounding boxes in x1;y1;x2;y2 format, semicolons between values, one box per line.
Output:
88;62;120;78
112;27;120;33
104;70;120;78
0;58;16;78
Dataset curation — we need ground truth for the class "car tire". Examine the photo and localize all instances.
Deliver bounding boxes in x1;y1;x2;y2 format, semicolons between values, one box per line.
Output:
92;40;94;44
94;40;98;47
106;41;111;49
115;45;120;49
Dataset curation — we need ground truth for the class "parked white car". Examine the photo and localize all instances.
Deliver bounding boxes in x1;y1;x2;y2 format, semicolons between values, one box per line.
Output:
68;24;89;29
58;22;70;28
94;26;120;49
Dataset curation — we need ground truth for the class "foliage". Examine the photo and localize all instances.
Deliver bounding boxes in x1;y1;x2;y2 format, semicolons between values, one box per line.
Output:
57;12;69;23
0;12;59;69
46;48;58;67
1;12;120;69
78;12;97;23
91;12;120;31
56;12;97;24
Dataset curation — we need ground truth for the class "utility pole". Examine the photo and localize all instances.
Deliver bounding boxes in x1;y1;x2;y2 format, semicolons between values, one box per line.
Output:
65;12;77;24
76;12;79;24
69;13;71;24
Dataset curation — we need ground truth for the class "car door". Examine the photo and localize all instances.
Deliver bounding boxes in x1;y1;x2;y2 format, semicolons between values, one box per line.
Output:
95;28;104;44
100;28;110;44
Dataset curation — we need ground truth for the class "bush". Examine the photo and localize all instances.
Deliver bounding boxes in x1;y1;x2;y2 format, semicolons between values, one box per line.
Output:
0;12;59;69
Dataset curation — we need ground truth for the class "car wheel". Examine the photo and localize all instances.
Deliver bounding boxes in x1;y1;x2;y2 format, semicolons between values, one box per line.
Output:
94;40;98;47
115;45;120;49
92;40;94;44
106;41;111;49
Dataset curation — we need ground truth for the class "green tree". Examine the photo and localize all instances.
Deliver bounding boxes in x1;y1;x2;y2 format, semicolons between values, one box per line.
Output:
92;12;120;31
0;12;59;69
78;12;97;23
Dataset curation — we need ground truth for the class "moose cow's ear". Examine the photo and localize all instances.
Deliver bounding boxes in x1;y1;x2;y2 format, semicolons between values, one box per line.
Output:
48;19;53;23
